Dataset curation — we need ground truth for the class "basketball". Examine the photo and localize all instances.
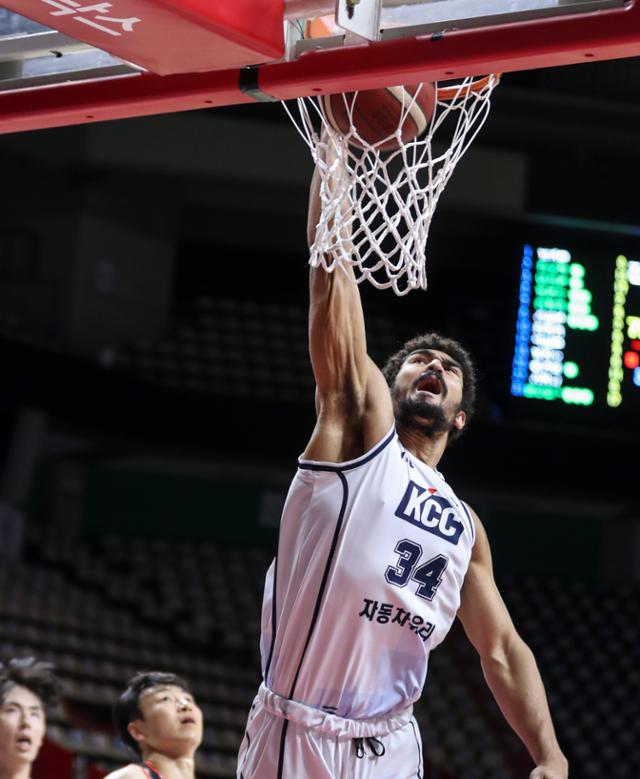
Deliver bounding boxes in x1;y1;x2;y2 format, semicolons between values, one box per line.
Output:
321;84;437;151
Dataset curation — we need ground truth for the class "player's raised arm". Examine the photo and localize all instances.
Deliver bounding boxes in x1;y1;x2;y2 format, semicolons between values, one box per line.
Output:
303;142;393;463
458;510;568;779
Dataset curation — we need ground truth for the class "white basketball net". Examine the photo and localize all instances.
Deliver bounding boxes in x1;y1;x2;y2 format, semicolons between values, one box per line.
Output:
283;75;499;295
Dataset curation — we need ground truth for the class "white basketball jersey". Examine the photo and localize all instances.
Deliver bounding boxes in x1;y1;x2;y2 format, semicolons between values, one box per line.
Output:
260;425;475;720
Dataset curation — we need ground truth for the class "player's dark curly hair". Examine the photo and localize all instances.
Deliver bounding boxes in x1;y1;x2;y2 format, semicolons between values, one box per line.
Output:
113;671;192;756
0;657;61;708
381;332;477;443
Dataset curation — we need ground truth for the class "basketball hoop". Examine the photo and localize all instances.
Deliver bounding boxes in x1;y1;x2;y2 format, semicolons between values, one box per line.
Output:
284;74;500;295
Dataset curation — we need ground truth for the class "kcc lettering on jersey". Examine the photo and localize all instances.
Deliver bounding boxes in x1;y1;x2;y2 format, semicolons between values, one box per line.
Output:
394;480;464;545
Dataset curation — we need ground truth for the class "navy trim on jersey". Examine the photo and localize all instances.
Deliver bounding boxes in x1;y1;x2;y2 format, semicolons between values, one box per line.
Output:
288;471;349;698
460;501;476;544
238;718;253;779
276;718;289;779
264;553;279;685
409;720;423;779
298;426;396;472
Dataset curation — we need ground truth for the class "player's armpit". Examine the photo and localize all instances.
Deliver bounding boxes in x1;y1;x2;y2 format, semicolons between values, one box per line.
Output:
303;353;393;462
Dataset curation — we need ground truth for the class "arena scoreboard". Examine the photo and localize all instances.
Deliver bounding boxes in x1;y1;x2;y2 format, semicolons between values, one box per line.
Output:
510;243;640;418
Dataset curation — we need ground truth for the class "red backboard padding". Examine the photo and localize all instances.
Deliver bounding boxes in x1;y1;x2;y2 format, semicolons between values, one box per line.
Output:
1;0;284;75
1;0;640;133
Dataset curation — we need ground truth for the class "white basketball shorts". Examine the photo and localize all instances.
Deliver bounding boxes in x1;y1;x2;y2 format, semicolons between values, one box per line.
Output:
237;684;424;779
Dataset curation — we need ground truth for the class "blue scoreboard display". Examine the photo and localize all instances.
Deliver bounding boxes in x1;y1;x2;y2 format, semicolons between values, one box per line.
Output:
510;243;640;419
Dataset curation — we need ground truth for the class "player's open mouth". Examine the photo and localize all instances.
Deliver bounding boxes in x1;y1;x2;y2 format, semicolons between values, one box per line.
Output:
16;737;32;750
415;372;443;395
180;717;196;725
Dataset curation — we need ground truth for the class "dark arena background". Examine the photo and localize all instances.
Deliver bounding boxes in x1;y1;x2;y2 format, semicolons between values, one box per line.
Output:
0;19;639;778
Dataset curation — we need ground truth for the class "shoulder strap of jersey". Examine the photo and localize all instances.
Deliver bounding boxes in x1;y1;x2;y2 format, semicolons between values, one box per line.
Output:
141;761;164;779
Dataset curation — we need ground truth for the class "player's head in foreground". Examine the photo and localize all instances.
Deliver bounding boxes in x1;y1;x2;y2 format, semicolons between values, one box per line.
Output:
0;656;61;778
382;332;476;445
113;672;203;763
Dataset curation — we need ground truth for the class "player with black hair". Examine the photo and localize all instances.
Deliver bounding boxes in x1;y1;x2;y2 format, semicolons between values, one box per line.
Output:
237;148;568;778
0;656;61;779
105;672;202;779
381;332;477;445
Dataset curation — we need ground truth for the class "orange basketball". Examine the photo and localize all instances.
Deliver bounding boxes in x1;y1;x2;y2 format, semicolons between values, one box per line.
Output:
321;84;437;151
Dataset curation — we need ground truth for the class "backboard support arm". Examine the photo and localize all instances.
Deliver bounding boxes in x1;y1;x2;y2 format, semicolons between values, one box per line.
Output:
0;0;639;134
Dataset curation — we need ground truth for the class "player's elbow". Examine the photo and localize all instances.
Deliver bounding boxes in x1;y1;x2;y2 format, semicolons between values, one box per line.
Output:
481;629;529;677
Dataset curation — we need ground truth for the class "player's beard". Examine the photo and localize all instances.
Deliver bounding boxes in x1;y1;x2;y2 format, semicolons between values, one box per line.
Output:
395;395;454;437
393;370;457;438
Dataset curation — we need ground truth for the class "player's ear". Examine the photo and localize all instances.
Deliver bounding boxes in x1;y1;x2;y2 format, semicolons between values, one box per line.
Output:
128;720;145;746
453;410;466;431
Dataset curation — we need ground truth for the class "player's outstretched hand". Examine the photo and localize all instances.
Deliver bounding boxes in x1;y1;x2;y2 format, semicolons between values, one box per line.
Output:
317;124;344;170
309;125;352;251
529;759;569;779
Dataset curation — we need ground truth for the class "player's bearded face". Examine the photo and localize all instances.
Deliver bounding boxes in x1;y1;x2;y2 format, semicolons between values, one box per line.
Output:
393;368;460;437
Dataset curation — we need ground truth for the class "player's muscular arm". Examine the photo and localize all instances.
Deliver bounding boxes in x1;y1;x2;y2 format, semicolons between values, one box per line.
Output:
302;147;393;462
457;510;568;779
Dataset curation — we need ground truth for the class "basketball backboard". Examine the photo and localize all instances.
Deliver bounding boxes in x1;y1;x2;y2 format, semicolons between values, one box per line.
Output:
0;0;639;133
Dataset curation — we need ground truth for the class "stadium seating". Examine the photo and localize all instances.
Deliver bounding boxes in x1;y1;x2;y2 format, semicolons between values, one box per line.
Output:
0;526;636;778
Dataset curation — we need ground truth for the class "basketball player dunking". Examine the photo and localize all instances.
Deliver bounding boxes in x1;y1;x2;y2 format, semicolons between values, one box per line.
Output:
237;147;568;779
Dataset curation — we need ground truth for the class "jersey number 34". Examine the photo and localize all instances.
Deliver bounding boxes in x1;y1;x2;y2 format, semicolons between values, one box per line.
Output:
385;539;448;601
